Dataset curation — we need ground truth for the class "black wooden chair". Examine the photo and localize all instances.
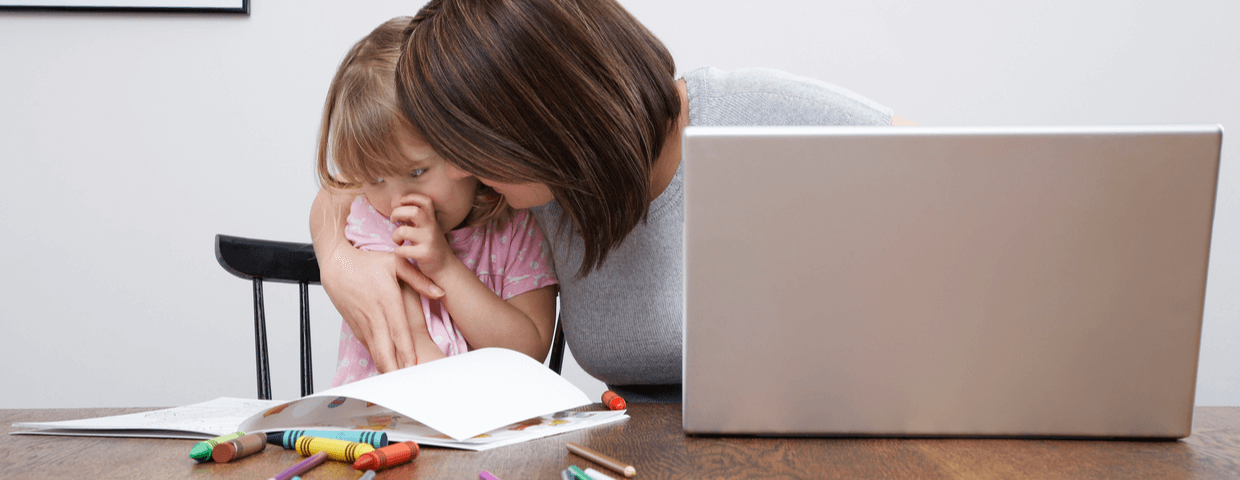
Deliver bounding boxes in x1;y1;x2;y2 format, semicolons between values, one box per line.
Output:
214;234;567;400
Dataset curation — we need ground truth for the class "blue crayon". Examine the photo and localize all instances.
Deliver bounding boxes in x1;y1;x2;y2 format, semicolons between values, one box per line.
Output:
268;430;388;449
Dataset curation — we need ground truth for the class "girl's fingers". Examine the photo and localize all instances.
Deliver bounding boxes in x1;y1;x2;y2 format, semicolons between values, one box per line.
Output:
390;205;432;228
393;193;433;210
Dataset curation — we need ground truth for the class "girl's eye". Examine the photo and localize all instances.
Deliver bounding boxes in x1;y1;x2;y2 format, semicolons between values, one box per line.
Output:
410;169;427;178
372;177;385;184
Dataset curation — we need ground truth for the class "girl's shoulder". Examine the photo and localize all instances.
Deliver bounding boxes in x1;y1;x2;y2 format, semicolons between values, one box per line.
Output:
450;210;539;249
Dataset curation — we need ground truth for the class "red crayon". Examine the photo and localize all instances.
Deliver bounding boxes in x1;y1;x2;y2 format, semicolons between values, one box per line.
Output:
352;440;420;471
602;391;626;411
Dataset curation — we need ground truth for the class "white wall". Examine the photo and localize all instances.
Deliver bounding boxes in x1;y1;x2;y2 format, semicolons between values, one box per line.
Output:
1;0;1236;408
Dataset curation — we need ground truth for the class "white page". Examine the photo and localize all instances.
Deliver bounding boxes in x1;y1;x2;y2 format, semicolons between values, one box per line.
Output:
239;348;591;441
12;397;282;438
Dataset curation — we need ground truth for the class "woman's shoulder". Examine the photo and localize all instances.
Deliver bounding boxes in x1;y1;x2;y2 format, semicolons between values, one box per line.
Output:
682;66;891;127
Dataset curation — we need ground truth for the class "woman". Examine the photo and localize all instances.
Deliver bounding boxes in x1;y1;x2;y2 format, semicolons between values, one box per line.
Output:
310;0;912;402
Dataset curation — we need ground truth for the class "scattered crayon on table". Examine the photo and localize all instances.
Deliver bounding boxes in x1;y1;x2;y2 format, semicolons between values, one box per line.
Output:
561;468;574;480
270;430;388;449
294;435;375;463
212;432;267;463
602;391;626;411
568;465;592;480
189;431;246;462
358;470;377;480
567;442;636;478
268;451;326;480
584;468;618;480
479;470;502;480
353;440;420;470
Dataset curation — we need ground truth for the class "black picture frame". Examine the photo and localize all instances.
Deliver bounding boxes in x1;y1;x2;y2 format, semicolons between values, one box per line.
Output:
0;0;248;14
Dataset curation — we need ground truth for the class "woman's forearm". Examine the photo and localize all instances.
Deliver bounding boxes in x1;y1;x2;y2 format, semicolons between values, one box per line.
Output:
310;187;355;261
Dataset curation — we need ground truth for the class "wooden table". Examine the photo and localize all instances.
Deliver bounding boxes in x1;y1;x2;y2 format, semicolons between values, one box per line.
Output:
3;405;1239;479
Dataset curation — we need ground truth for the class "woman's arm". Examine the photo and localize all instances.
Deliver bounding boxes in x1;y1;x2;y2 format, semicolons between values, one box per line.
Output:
309;187;443;373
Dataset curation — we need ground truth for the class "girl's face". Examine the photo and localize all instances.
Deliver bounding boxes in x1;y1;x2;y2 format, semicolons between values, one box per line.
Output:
360;131;479;232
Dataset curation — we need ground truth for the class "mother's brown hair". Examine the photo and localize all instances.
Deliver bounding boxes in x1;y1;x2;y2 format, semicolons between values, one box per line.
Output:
396;0;681;277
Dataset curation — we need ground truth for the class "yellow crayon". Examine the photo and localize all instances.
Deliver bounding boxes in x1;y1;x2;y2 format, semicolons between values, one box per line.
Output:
294;435;376;463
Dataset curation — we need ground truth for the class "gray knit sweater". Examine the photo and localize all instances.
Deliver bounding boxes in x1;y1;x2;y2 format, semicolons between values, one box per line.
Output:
530;67;892;402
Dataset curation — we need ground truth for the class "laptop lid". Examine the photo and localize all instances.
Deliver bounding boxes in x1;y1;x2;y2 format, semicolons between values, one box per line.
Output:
682;125;1222;438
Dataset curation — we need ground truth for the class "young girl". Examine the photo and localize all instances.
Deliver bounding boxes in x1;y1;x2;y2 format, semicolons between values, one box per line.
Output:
315;17;559;387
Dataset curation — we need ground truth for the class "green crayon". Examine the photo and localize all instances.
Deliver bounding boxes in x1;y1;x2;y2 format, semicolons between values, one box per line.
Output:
189;431;246;462
568;466;592;480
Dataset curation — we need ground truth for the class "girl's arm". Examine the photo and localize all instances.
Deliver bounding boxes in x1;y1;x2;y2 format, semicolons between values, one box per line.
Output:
432;266;558;360
400;282;447;365
309;187;444;373
389;195;558;361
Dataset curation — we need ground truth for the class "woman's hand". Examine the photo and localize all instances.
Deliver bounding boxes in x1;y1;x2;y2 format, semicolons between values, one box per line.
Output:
390;194;457;280
310;188;444;374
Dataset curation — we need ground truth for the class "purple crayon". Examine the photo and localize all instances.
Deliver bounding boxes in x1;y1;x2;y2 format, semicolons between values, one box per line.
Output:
268;451;327;480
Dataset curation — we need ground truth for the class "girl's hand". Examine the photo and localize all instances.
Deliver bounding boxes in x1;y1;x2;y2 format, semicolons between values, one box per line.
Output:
390;194;457;280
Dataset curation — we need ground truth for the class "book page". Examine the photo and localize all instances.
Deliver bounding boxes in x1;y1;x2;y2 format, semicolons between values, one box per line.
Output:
12;397;282;438
239;348;591;441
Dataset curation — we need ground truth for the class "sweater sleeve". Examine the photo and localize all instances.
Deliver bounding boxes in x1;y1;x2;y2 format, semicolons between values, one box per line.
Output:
683;66;892;128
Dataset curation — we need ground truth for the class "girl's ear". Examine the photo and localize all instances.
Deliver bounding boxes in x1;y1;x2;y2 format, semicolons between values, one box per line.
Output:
443;161;473;181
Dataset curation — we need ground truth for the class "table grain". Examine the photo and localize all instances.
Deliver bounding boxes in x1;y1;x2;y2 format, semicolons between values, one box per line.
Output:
3;405;1238;479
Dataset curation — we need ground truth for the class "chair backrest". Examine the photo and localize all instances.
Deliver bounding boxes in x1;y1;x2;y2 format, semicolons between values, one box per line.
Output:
214;234;566;400
215;234;318;399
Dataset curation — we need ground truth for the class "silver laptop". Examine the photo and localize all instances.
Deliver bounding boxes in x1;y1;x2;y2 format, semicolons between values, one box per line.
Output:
682;125;1222;439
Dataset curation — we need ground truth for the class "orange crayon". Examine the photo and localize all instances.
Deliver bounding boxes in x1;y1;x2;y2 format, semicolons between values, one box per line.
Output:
212;432;267;463
602;391;626;411
353;440;420;471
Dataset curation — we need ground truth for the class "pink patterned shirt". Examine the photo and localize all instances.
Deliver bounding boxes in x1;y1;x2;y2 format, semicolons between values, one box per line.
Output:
332;196;558;387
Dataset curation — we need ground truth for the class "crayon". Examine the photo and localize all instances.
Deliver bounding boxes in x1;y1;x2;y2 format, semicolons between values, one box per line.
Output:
352;440;420;471
585;468;618;480
271;429;388;449
568;466;592;480
566;442;636;478
212;432;267;463
601;391;626;411
561;468;574;480
359;471;377;480
480;471;502;480
294;435;376;463
268;451;326;480
189;431;246;462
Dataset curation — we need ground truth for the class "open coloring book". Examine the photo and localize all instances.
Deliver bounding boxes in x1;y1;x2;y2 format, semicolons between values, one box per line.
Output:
12;349;628;451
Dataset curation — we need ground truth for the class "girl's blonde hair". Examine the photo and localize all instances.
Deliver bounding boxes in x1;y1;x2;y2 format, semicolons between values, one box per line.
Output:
316;16;509;229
